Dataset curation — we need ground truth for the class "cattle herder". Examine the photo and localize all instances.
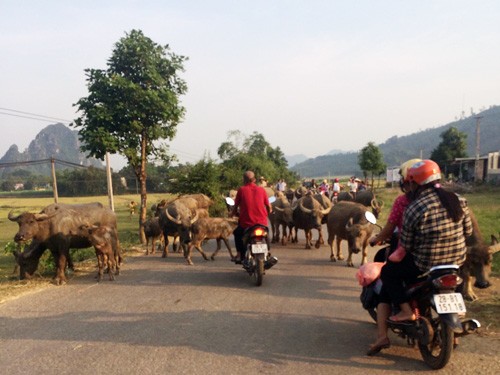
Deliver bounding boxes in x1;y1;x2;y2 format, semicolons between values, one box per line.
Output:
230;170;277;269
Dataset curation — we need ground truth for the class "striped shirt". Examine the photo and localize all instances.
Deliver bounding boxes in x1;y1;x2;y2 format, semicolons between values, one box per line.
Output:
400;187;472;272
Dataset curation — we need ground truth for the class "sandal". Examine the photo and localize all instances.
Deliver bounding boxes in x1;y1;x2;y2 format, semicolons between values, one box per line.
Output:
388;313;416;322
367;337;390;356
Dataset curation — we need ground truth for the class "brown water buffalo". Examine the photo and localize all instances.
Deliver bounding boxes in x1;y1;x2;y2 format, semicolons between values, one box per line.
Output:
292;195;332;249
327;201;375;267
269;192;294;245
9;202;119;285
460;210;500;301
185;217;238;265
337;190;384;218
159;199;199;258
77;224;120;282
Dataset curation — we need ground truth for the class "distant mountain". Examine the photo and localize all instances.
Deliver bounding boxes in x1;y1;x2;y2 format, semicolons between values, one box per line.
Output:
0;123;103;177
291;106;500;178
286;154;309;167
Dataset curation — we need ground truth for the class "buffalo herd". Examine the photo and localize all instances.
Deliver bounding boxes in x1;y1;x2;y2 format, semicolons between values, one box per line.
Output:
7;189;499;302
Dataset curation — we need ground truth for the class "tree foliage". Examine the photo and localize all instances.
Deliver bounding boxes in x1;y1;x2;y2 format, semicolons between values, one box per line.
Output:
72;29;187;242
358;142;386;188
430;127;468;174
217;131;298;190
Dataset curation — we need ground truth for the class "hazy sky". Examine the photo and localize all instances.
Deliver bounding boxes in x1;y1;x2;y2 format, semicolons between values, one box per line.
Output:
1;1;499;169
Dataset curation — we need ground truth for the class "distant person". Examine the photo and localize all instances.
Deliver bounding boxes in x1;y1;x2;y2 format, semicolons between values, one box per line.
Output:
277;179;287;192
347;177;358;199
258;176;268;187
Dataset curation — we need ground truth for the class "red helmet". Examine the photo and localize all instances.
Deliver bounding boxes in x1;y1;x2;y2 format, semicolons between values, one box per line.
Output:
334;178;339;182
407;159;441;185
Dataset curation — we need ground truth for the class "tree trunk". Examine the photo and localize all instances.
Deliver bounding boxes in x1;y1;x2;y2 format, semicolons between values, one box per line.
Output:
138;134;148;244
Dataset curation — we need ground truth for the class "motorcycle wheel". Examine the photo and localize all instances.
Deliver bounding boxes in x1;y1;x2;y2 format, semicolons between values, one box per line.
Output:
418;316;454;370
253;257;264;286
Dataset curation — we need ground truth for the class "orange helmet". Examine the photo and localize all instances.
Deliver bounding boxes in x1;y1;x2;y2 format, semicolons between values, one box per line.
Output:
399;158;422;181
407;159;441;185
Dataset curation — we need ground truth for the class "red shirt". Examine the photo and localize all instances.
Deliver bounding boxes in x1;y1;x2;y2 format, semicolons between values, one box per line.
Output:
234;183;270;228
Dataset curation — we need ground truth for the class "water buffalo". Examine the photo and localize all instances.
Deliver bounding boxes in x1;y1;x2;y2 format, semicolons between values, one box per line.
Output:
143;217;164;255
269;192;294;245
9;202;119;285
460;210;500;301
292;195;332;249
337;190;384;218
77;224;120;282
185;217;239;265
159;199;199;258
327;201;375;267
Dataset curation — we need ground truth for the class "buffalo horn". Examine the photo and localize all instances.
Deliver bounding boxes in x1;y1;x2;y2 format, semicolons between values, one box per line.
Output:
190;209;199;225
298;200;312;214
8;210;21;222
165;207;182;225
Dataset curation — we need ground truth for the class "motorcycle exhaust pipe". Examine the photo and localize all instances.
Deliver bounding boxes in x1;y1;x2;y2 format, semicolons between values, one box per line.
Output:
455;319;481;337
265;256;278;270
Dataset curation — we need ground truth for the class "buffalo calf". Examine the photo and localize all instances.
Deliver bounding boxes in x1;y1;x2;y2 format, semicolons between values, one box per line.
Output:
186;217;238;265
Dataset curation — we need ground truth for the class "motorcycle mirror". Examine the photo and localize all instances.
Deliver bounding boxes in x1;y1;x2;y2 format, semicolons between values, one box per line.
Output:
269;196;276;204
365;211;377;224
225;197;235;206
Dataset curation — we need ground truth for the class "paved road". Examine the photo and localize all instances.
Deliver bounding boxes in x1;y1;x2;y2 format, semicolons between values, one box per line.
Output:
0;237;497;374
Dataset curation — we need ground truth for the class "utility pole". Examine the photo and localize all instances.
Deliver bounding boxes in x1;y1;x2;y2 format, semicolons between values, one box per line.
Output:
105;152;115;212
474;116;483;181
51;157;58;203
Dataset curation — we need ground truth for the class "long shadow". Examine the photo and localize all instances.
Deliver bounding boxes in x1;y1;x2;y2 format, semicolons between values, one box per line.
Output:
0;308;429;371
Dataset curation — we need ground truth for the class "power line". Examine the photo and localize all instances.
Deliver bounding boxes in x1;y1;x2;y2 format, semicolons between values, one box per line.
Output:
0;107;72;123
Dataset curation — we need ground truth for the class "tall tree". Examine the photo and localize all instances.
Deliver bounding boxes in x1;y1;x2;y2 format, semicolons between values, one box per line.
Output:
430;126;468;177
73;30;187;242
358;142;386;188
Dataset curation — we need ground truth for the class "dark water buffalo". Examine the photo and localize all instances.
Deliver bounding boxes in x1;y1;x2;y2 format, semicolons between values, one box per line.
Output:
337;190;384;218
269;192;294;246
461;210;500;301
143;217;164;255
8;202;118;285
186;217;238;265
292;195;332;249
77;224;120;282
327;201;374;267
159;199;199;258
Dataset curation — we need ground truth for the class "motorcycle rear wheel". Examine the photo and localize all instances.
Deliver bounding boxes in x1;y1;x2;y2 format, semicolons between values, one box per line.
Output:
253;257;264;286
418;317;454;369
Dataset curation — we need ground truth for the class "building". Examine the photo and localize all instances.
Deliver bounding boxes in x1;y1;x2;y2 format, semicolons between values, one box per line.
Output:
453;150;500;183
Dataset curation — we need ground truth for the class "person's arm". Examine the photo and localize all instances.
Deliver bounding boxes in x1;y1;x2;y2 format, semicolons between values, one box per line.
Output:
369;221;396;246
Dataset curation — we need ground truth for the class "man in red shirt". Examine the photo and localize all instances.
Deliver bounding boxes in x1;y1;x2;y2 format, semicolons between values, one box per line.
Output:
231;170;272;263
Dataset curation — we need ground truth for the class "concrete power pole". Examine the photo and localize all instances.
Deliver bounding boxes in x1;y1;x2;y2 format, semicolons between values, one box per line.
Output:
474;115;483;181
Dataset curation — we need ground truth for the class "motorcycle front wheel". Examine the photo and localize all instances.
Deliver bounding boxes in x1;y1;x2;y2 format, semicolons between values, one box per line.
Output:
418;316;454;370
253;256;264;286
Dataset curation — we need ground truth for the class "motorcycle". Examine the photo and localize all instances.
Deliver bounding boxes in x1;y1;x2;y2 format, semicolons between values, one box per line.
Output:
362;263;480;369
241;224;278;286
225;196;278;286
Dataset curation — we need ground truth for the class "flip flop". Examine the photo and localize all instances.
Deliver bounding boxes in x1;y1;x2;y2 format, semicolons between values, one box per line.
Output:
388;314;416;323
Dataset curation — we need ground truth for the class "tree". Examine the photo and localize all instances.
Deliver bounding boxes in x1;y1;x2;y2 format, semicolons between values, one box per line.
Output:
217;131;298;191
430;127;468;177
73;29;188;242
358;142;386;188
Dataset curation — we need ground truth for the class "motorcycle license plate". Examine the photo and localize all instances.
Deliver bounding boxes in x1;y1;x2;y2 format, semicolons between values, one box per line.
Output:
433;293;466;314
251;243;268;254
